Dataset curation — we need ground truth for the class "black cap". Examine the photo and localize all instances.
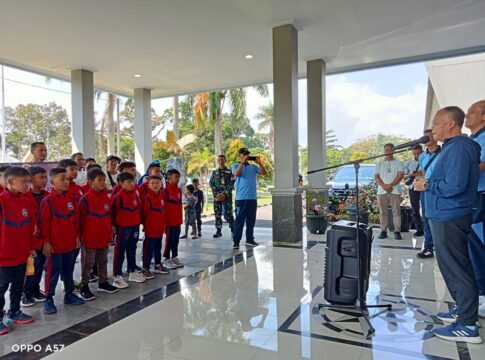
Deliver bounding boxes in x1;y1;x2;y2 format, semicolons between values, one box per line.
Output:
238;147;250;155
106;155;121;163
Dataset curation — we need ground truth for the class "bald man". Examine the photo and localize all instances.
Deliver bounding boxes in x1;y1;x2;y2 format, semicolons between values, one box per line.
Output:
415;106;481;343
465;100;485;319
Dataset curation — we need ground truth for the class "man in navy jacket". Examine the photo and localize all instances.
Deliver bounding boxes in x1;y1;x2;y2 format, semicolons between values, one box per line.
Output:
415;106;481;344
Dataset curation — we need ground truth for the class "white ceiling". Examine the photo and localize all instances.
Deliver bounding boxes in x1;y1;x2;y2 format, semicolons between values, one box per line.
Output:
1;0;485;98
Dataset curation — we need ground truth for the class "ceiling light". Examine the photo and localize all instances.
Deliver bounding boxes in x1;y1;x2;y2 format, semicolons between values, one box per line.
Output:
245;54;253;59
134;74;142;78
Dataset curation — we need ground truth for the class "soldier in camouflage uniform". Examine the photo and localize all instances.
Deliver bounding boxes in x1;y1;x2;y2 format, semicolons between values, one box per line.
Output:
210;155;235;238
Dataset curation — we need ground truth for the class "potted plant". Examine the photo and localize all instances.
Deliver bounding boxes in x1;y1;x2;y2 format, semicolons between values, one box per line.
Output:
346;181;379;224
305;189;330;234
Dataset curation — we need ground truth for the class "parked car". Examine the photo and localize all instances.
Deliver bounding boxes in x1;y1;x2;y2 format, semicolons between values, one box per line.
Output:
327;164;376;200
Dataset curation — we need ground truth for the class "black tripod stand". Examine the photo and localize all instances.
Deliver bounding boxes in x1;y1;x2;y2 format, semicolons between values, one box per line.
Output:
308;148;410;338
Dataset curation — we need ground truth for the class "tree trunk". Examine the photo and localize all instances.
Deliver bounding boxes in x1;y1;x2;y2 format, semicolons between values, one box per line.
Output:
106;94;116;155
173;96;179;140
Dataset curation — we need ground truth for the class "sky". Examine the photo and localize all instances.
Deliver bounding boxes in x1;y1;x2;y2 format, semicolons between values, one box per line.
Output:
1;62;429;150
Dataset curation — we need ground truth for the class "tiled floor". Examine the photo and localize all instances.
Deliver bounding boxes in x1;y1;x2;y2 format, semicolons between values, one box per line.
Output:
1;224;484;360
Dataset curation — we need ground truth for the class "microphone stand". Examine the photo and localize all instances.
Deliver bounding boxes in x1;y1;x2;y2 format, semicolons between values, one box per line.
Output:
308;148;411;339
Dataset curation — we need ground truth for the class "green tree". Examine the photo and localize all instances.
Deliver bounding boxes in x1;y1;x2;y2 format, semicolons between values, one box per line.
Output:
255;102;274;159
349;151;370;162
5;102;72;160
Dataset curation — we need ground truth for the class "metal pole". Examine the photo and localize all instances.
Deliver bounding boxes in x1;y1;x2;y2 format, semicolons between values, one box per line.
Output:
116;97;120;157
1;65;6;161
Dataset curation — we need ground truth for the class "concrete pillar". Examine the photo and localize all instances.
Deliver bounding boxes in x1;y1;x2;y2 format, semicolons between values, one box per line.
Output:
71;69;95;157
271;24;302;245
307;59;327;187
134;88;152;172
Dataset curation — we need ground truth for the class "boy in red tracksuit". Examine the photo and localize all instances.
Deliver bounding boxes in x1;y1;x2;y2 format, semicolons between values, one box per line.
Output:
138;162;162;200
141;175;169;279
111;172;145;288
0;167;36;335
163;169;184;270
78;168;119;301
111;162;138;197
22;166;49;307
40;168;84;315
58;158;84;204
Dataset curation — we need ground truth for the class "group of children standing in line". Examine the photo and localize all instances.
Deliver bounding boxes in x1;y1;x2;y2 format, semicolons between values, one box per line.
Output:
0;157;205;336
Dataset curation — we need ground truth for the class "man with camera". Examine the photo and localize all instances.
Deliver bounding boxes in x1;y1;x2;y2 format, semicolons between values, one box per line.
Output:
231;148;267;250
210;155;235;238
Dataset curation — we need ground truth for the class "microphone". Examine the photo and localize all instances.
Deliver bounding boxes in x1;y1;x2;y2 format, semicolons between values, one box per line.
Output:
394;136;430;150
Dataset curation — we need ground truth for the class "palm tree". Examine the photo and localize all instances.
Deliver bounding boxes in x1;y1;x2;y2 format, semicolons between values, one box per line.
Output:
255;102;274;160
194;85;269;159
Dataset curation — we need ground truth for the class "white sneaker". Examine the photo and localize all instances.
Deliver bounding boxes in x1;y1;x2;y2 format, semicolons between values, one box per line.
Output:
479;295;485;305
172;257;184;268
163;259;177;269
128;272;146;283
479;302;485;318
112;275;129;289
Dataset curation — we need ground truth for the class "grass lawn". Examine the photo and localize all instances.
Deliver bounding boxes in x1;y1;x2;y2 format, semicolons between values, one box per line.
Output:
201;192;272;217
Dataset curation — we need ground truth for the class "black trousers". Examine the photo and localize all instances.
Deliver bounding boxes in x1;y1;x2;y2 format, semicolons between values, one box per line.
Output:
195;209;202;232
429;214;478;325
409;189;423;232
0;263;26;315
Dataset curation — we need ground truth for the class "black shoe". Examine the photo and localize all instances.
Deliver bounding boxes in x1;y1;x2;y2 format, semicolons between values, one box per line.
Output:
213;232;222;238
21;294;36;307
245;241;259;247
98;282;119;294
394;232;402;240
378;231;388;239
417;249;434;259
89;274;99;283
232;244;240;250
198;233;202;237
79;285;96;301
414;230;424;237
33;291;46;303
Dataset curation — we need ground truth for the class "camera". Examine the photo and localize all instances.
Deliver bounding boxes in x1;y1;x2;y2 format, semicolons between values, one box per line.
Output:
248;156;257;161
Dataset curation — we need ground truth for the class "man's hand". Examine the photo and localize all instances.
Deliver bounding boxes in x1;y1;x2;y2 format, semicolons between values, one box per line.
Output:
385;185;394;193
216;193;226;202
30;250;37;258
254;156;262;165
413;178;428;192
43;243;53;257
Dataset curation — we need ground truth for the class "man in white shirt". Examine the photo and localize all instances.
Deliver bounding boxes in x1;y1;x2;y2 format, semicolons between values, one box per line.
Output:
374;143;405;240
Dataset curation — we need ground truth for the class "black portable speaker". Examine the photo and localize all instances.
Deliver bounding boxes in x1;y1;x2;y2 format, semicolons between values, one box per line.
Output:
324;220;373;305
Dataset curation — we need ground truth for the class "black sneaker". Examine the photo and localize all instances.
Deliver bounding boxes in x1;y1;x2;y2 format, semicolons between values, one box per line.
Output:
33;291;46;303
414;230;424;237
98;282;119;294
21;294;36;307
378;231;388;239
417;249;434;259
394;232;402;240
79;285;96;301
233;244;240;250
89;274;99;283
213;232;222;238
245;241;259;247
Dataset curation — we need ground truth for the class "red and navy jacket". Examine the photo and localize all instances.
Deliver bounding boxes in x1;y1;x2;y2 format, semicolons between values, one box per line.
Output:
25;189;49;250
81;182;91;195
141;189;166;237
111;189;141;227
39;190;79;254
138;181;150;200
165;183;183;226
111;183;139;198
68;180;84;205
79;189;112;249
0;189;36;266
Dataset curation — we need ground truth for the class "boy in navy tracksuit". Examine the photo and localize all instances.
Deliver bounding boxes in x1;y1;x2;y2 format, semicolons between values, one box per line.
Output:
21;166;49;307
163;169;184;269
40;168;84;314
78;168;119;300
111;172;145;287
141;175;169;278
0;167;36;335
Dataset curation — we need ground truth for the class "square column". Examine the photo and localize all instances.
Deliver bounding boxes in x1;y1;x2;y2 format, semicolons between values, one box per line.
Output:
307;59;327;187
71;69;95;157
271;24;302;245
134;88;152;172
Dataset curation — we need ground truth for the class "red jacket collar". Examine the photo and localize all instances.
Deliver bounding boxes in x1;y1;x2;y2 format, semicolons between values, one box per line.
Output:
1;188;24;198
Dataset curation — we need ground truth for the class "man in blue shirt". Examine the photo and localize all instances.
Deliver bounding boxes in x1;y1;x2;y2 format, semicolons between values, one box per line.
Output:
416;129;441;259
231;148;267;249
465;99;485;319
415;106;481;344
